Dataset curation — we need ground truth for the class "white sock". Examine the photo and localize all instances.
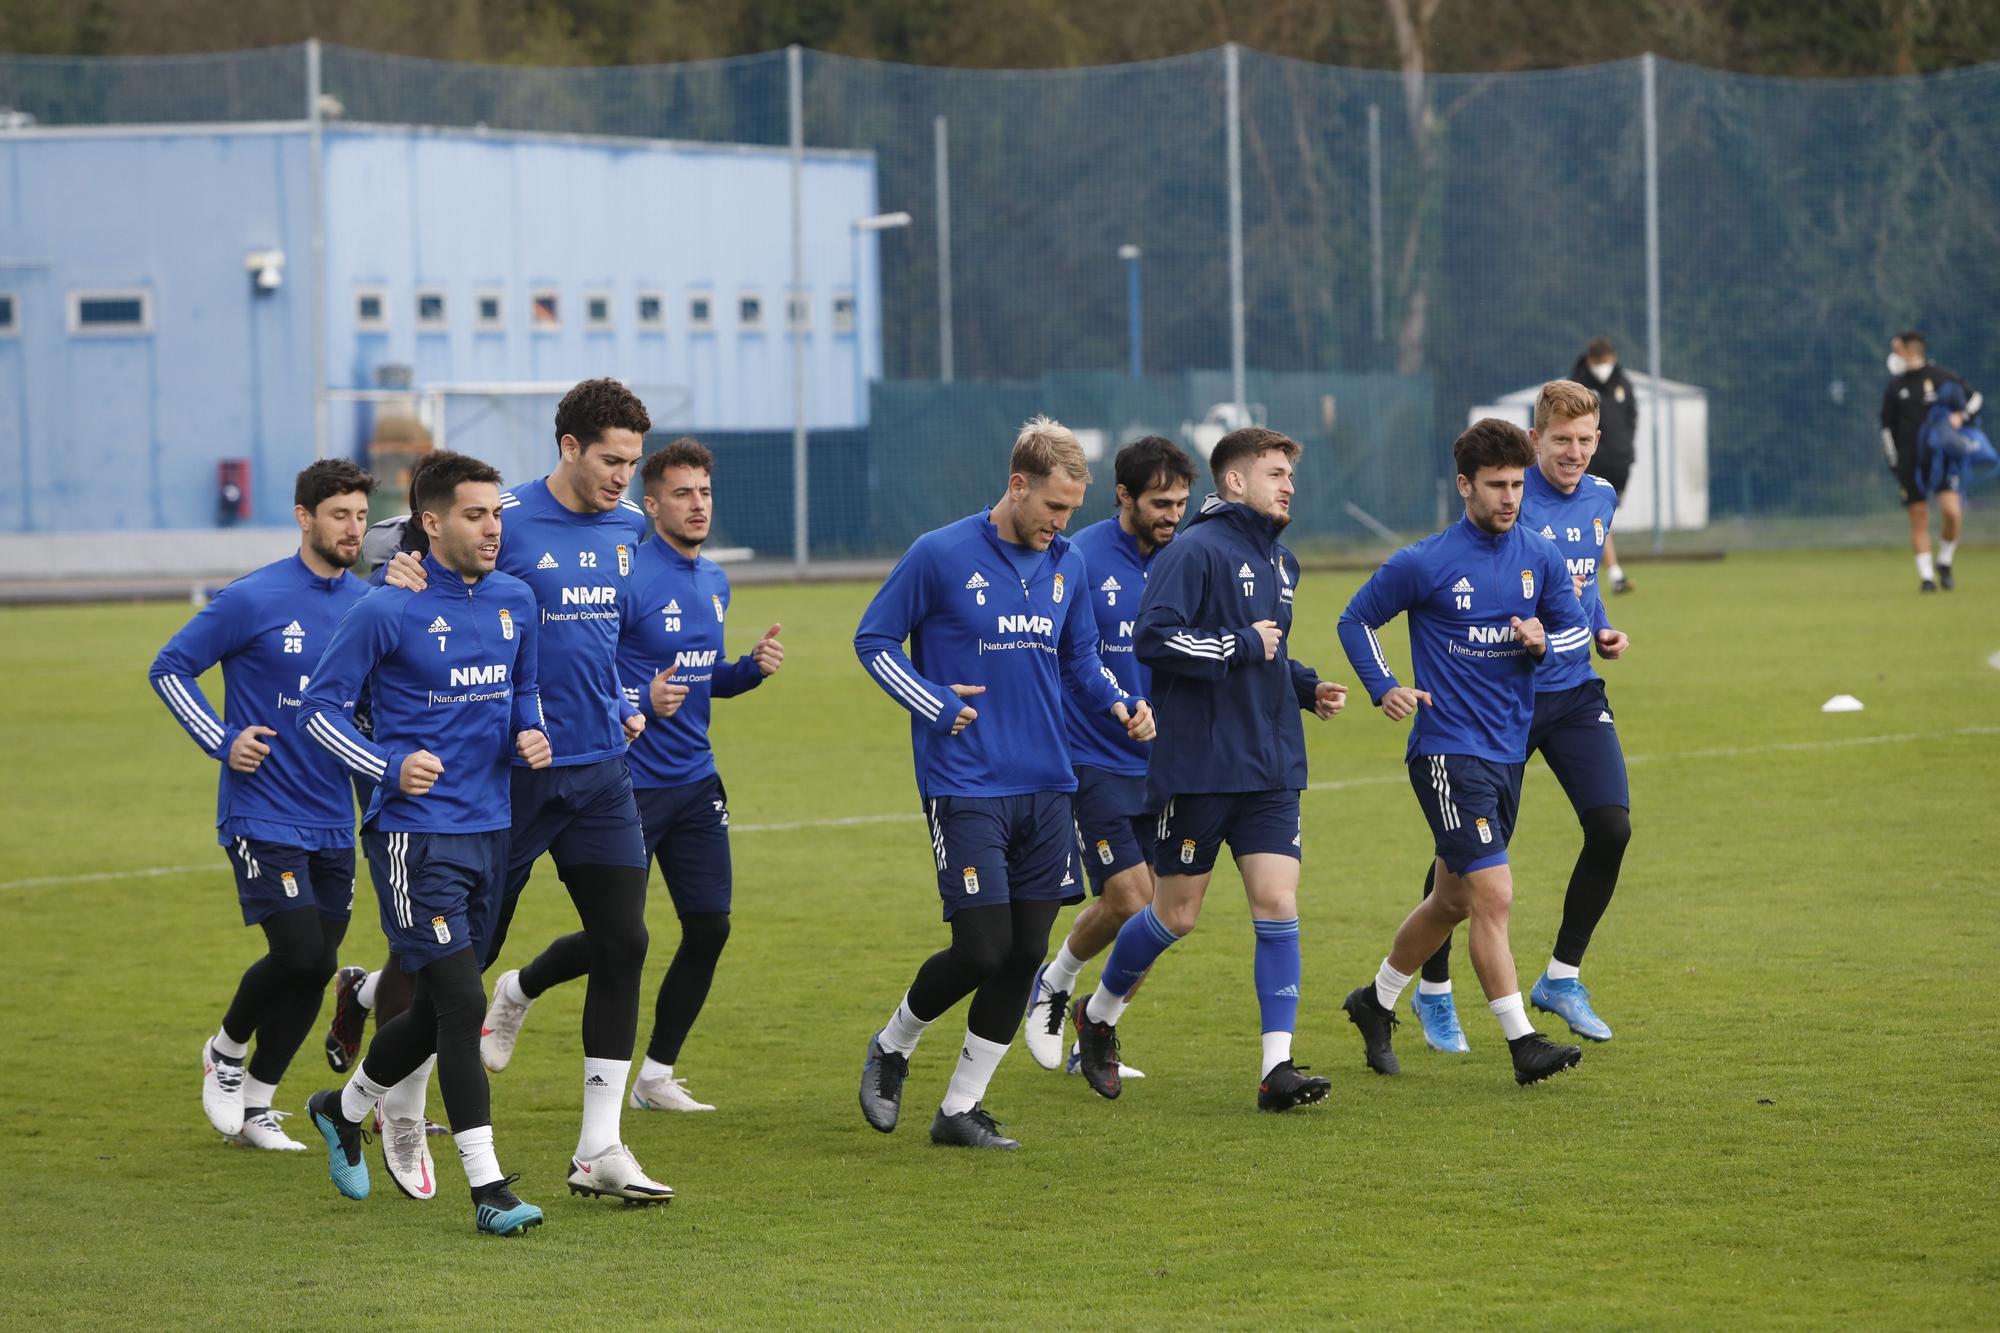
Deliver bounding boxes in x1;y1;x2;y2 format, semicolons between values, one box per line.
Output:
1546;958;1581;982
877;995;929;1057
340;1064;393;1124
939;1032;1009;1115
1608;563;1625;582
381;1056;434;1121
241;1075;278;1111
355;969;381;1010
638;1057;673;1084
1490;992;1535;1041
1085;979;1130;1026
576;1058;629;1159
1259;1030;1293;1079
1374;958;1413;1012
1043;941;1087;996
1417;978;1452;997
454;1123;502;1189
1917;551;1937;580
499;969;532;1008
211;1025;249;1061
1940;539;1958;566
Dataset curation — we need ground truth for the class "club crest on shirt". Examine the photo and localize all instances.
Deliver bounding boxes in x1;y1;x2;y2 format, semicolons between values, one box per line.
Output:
1475;817;1492;844
712;593;725;623
499;608;514;640
280;871;298;898
1096;839;1114;865
1520;569;1535;599
617;543;631;577
962;867;981;896
1180;838;1197;865
431;915;452;943
1593;517;1605;547
1052;573;1065;603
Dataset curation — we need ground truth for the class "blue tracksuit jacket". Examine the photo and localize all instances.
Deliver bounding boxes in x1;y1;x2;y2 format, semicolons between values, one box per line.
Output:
1062;516;1157;778
1519;465;1618;694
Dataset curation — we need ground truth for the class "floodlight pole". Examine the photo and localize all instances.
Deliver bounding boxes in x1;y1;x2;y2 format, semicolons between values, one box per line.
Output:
307;39;327;461
1368;102;1385;346
934;115;954;384
1225;44;1247;417
1120;244;1142;380
789;45;808;574
1642;52;1665;554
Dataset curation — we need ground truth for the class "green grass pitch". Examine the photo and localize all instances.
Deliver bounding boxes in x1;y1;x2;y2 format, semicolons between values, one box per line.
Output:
1;546;1995;1328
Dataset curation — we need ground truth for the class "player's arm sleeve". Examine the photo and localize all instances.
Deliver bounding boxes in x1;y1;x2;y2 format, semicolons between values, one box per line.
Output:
512;600;546;735
1288;656;1323;711
854;543;961;735
1880;384;1900;465
1059;562;1131;716
1336;551;1423;704
297;598;399;786
1538;547;1592;663
612;581;645;722
1134;550;1257;679
713;586;767;700
1958;372;1983;419
148;589;252;760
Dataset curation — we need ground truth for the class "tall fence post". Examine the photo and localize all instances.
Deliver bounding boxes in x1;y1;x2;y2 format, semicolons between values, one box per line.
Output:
1368;102;1384;346
789;45;808;573
1642;52;1664;554
1225;44;1246;417
934;114;954;384
307;39;327;461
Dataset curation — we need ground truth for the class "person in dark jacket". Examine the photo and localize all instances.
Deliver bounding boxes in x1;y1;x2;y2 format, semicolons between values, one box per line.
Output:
1570;337;1638;594
1069;426;1349;1114
1881;329;1983;592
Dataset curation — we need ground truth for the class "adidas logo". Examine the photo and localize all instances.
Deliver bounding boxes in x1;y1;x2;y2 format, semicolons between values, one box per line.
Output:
1274;984;1300;998
585;1075;610;1087
428;617;452;634
1101;576;1121;591
1541;526;1556;539
536;552;559;570
1238;562;1256;579
280;620;304;637
664;599;681;614
1451;577;1474;593
1599;711;1612;723
965;572;990;590
1060;869;1076;887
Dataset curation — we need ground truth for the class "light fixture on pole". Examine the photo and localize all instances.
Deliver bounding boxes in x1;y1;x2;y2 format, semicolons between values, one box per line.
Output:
1118;244;1142;380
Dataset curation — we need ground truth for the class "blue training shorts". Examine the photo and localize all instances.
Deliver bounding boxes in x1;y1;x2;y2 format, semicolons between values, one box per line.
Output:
1151;789;1302;878
224;837;355;925
369;828;510;971
1529;678;1630;816
1409;754;1525;875
635;774;733;916
926;791;1082;920
503;755;649;898
1071;765;1154;896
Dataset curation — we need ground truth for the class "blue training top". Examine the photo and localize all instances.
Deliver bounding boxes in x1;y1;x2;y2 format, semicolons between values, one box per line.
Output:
496;477;648;767
1519;464;1618;694
617;538;765;789
150;552;369;849
298;555;545;833
854;509;1130;800
1062;516;1157;778
1337;514;1590;764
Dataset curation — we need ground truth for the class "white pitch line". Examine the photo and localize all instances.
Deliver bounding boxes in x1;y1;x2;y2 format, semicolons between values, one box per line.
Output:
6;724;1994;894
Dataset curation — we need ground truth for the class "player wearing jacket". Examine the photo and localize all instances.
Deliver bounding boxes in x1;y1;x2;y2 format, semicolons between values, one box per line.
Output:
298;452;553;1235
1405;382;1635;1055
1021;437;1194;1079
1335;418;1593;1088
151;460;373;1153
1882;330;1984;591
854;417;1154;1150
1070;428;1348;1112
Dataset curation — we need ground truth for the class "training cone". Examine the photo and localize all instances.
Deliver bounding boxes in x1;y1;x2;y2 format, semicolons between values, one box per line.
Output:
1821;694;1865;713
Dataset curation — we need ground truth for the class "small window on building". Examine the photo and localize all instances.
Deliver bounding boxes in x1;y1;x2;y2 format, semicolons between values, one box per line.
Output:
831;294;856;334
738;293;764;332
416;289;447;331
585;291;613;330
354;287;387;332
475;289;503;331
531;289;560;330
69;289;153;335
0;293;16;335
786;292;811;332
688;294;714;333
636;292;665;330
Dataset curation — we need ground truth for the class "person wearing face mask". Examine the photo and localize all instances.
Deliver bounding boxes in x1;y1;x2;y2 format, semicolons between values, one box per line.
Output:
1881;330;1983;592
1568;337;1639;594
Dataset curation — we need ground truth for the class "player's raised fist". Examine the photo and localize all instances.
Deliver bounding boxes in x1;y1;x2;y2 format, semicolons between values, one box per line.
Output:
1252;619;1282;660
1595;628;1629;660
400;749;444;795
1380;686;1432;722
227;725;279;774
1511;615;1547;658
516;729;552;769
622;711;647;743
752;623;785;676
1314;680;1348;720
1115;698;1156;742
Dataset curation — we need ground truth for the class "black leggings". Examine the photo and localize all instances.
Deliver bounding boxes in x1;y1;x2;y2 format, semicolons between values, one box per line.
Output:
905;899;1063;1045
1421;804;1632;982
646;912;731;1066
358;947;490;1132
505;863;651;1060
221;906;348;1089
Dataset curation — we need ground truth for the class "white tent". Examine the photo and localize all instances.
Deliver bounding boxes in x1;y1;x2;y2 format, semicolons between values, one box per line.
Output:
1469;372;1709;532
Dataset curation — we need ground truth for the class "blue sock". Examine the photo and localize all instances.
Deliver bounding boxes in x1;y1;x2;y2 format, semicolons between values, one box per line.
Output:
1252;917;1301;1034
1098;905;1181;998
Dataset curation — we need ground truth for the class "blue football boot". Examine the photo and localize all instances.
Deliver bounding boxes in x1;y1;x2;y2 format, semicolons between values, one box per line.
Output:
1529;973;1614;1042
306;1089;370;1200
1410;989;1471;1053
473;1175;544;1237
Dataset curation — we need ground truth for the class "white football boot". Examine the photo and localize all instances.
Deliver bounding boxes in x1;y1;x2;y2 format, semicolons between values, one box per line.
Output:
629;1072;716;1113
201;1041;247;1136
228;1108;308;1151
479;969;533;1072
379;1112;438;1200
1022;965;1070;1071
567;1144;674;1206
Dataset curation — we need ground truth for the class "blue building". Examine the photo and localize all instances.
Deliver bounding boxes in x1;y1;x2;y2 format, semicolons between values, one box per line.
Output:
0;120;882;532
